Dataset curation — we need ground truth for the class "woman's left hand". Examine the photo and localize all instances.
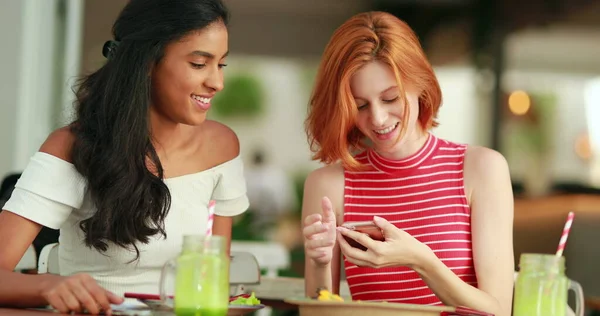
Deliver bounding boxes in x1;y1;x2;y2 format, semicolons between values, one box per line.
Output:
337;216;433;269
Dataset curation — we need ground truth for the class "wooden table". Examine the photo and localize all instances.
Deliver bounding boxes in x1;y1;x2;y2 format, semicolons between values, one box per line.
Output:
587;297;600;311
0;308;175;315
514;194;600;219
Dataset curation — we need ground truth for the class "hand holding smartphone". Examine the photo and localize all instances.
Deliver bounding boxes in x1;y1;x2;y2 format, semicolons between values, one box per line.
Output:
340;221;385;251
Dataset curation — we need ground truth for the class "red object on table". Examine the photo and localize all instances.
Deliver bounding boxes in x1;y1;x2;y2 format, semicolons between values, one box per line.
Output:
124;292;250;302
124;292;168;300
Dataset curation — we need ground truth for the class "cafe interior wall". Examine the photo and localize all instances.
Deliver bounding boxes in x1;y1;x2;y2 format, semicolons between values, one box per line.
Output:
502;27;600;192
0;0;83;181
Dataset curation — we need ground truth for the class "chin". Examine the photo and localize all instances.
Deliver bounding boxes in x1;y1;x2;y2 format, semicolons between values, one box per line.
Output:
373;138;405;153
182;115;207;126
373;146;395;157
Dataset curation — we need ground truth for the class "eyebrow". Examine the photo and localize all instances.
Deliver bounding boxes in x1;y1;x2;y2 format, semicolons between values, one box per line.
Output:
381;85;398;94
354;85;398;101
190;50;229;59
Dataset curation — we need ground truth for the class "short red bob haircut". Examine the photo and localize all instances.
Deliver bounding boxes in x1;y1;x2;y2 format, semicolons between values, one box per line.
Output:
305;11;442;171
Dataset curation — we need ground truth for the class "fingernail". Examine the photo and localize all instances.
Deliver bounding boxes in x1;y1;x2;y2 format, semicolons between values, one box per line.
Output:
373;216;383;222
336;226;347;232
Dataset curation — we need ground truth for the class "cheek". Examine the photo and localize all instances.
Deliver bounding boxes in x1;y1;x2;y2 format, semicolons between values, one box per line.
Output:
396;100;417;123
153;73;195;110
160;64;197;93
408;96;420;116
354;114;370;133
169;70;196;93
410;102;421;124
180;72;200;90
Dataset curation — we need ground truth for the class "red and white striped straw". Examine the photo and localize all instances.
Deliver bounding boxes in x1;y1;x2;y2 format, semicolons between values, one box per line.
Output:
206;200;216;238
555;211;575;258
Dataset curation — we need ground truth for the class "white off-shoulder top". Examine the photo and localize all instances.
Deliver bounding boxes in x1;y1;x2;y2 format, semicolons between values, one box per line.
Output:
4;152;249;296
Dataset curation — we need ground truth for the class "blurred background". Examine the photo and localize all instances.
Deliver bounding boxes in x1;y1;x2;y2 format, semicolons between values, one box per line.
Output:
1;0;599;313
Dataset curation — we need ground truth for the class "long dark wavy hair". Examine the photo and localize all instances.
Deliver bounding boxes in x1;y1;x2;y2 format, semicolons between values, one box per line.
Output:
70;0;229;259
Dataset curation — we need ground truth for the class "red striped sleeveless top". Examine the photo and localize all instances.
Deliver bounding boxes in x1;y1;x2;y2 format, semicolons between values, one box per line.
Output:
343;133;477;305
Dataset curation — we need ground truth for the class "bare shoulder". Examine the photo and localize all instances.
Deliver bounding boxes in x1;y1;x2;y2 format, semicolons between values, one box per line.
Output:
303;163;345;218
200;120;240;163
463;145;512;205
38;126;75;163
464;145;509;175
305;163;345;187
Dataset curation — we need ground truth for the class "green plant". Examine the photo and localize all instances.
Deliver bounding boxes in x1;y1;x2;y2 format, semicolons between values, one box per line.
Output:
211;74;264;118
509;92;556;155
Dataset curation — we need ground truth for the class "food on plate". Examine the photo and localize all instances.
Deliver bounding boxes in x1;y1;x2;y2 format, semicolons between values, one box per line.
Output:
315;288;344;302
229;292;261;306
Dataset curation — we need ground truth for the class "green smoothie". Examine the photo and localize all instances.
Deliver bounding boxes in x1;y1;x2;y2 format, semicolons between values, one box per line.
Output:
513;253;573;316
513;272;568;315
168;236;230;316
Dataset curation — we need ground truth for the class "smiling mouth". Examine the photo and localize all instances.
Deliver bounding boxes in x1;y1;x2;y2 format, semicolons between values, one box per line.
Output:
192;94;211;104
373;122;399;135
191;94;212;110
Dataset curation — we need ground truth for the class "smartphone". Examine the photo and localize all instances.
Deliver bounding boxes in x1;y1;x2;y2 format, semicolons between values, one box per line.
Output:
340;221;384;251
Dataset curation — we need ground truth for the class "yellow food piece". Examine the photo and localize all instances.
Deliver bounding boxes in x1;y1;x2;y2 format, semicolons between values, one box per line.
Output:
316;289;344;302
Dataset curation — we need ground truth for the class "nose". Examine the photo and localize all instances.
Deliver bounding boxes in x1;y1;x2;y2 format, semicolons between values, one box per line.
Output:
370;103;388;127
204;66;224;92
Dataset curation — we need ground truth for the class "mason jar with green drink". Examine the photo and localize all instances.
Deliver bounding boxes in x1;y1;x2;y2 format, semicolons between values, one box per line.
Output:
159;235;230;316
513;253;584;316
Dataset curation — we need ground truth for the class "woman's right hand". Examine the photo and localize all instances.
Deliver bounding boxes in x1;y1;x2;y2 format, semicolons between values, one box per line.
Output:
40;273;124;315
303;196;337;266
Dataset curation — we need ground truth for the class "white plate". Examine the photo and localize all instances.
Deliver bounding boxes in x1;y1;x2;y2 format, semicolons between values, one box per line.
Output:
139;299;265;316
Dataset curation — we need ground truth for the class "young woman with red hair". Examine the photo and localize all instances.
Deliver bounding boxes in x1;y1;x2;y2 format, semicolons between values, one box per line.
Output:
302;11;514;315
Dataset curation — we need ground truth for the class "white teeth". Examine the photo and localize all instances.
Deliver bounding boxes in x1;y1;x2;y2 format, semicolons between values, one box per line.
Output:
192;95;211;103
374;123;398;135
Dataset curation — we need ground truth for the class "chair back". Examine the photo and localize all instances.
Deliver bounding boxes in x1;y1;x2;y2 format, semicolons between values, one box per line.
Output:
38;243;59;274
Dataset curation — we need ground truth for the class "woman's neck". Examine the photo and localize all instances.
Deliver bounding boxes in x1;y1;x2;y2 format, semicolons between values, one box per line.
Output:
149;109;199;154
374;127;429;161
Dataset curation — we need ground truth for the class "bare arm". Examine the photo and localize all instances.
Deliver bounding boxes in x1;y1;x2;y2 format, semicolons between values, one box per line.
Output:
302;164;344;296
200;120;241;258
0;128;73;307
1;128;122;313
414;146;514;315
0;211;58;307
213;215;233;256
